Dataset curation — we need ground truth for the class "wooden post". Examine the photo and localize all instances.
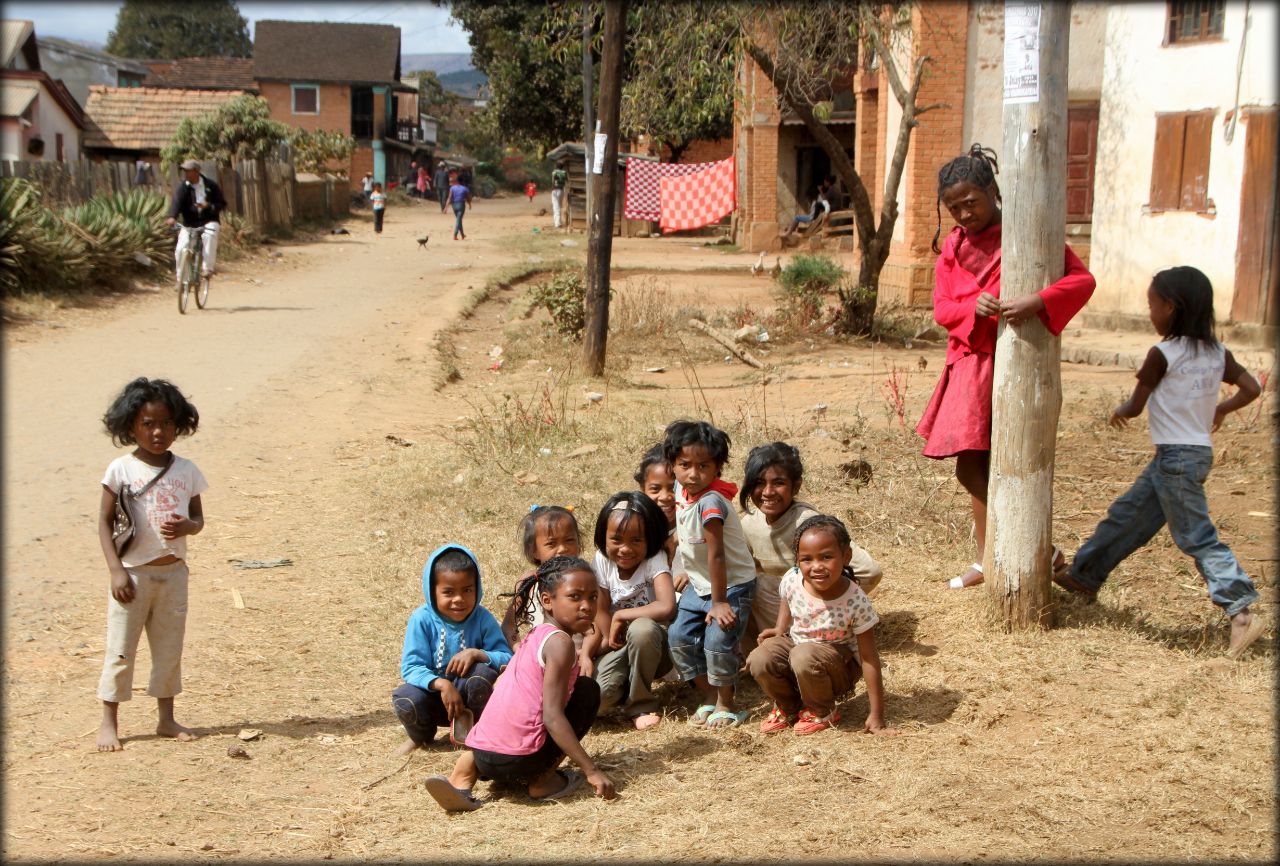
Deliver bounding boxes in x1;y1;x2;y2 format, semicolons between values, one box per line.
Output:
984;1;1070;629
581;0;595;217
582;0;626;376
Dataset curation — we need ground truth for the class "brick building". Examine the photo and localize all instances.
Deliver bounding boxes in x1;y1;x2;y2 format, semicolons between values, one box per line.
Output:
252;20;426;191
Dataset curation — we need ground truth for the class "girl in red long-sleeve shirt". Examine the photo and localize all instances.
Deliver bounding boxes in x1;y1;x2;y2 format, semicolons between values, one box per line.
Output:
916;144;1096;589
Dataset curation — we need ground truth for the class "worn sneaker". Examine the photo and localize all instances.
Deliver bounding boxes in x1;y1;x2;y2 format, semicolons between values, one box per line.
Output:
793;709;839;736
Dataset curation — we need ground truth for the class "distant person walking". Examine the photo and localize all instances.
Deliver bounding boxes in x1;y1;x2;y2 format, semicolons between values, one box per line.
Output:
450;178;471;240
458;165;474;196
434;161;450;213
551;165;568;228
362;172;373;202
370;182;386;234
417;165;429;199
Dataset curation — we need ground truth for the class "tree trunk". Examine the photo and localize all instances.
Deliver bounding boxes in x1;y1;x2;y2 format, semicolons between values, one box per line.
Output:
583;0;626;377
582;0;595;216
983;1;1070;630
666;139;689;163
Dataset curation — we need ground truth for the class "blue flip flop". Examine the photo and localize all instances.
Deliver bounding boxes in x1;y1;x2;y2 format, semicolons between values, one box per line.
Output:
688;704;717;727
705;709;749;729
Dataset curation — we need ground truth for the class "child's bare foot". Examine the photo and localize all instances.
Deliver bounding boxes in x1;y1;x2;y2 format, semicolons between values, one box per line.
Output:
633;713;661;731
394;737;423;756
97;721;123;752
1227;611;1267;660
156;720;197;741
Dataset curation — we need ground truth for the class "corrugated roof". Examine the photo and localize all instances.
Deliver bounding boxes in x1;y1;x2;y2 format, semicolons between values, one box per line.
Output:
82;85;246;151
0;81;37;116
1;19;36;69
143;56;257;91
37;35;148;74
252;20;400;84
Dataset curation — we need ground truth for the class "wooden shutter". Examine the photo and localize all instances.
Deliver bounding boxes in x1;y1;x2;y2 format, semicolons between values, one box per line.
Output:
1150;113;1186;209
1179;112;1213;210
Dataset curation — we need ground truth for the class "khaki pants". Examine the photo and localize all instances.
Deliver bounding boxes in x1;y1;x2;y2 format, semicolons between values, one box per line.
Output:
746;635;858;717
594;617;672;717
97;561;189;702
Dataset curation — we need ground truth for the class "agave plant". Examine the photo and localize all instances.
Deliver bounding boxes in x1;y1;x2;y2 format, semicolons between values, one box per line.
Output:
0;179;92;293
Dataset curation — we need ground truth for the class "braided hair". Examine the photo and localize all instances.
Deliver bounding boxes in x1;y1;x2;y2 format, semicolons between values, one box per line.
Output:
932;143;1002;254
509;555;594;640
792;514;856;585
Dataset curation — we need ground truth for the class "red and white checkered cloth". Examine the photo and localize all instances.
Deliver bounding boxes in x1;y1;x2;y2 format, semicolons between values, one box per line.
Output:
659;156;736;234
623;158;720;221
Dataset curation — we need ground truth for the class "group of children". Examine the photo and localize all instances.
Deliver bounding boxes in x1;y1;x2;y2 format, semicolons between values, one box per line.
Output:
400;419;895;811
92;143;1267;810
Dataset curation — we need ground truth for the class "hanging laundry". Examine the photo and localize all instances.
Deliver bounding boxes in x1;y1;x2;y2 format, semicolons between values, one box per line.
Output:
623;158;723;222
659;156;736;234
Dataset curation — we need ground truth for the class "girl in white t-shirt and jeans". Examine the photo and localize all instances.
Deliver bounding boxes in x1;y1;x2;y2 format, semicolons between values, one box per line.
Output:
748;515;895;736
1055;266;1265;659
583;492;677;730
96;378;208;751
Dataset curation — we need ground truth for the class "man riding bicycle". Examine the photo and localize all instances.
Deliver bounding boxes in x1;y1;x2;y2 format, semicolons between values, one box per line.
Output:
165;158;226;281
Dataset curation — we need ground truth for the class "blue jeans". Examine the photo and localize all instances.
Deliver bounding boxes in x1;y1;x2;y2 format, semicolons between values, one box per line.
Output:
452;200;466;238
1069;445;1258;617
668;582;754;687
391;662;498;745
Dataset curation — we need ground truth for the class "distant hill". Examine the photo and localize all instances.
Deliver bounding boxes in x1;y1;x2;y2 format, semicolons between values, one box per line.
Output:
402;52;473;76
438;68;487;100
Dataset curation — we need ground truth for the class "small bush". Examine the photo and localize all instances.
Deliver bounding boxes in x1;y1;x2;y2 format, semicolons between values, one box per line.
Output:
775;254;845;328
530;269;588;338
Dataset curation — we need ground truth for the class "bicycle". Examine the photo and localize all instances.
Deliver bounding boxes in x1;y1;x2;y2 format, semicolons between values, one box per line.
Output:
173;225;211;314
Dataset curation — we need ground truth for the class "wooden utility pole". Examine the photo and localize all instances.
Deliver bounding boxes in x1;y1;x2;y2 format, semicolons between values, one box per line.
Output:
581;0;595;217
583;0;625;376
984;1;1070;629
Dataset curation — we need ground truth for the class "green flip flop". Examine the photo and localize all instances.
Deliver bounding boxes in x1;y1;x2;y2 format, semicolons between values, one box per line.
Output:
688;704;717;727
705;709;749;729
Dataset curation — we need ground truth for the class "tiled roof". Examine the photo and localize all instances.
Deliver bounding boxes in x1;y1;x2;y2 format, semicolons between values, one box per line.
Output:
143;56;256;90
0;81;37;116
253;20;400;84
82;85;246;150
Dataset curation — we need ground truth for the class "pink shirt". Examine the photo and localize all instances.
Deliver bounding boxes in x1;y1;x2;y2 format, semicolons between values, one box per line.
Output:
464;622;578;756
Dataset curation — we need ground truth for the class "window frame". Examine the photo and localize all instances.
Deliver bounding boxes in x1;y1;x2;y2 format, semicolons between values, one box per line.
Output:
291;83;320;116
1164;0;1226;46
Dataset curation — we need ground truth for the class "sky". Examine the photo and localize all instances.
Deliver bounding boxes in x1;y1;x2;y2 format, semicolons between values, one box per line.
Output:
5;0;472;54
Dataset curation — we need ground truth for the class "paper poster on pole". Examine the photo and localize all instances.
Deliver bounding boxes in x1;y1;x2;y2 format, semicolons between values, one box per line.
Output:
592;133;607;174
1003;2;1040;104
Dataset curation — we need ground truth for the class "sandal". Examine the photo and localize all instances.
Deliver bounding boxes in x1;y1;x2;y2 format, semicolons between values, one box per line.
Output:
705;709;748;728
536;769;584;801
948;563;983;589
688;704;717;727
424;775;482;812
759;707;796;734
1052;569;1098;601
793;709;839;736
449;709;475;747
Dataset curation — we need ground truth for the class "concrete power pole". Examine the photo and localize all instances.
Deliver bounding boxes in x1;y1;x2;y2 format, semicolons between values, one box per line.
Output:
582;0;626;376
985;1;1070;629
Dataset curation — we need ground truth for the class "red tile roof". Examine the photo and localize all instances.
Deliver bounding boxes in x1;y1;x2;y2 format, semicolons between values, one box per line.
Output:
142;57;256;91
82;85;247;151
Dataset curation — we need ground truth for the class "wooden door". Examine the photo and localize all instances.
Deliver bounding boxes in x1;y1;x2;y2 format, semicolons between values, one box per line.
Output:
1231;107;1278;325
1066;104;1099;222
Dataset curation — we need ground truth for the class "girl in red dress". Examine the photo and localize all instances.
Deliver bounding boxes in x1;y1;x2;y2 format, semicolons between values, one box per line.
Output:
916;144;1095;589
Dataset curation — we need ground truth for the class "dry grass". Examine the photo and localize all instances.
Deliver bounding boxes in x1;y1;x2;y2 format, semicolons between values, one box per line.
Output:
340;276;1277;861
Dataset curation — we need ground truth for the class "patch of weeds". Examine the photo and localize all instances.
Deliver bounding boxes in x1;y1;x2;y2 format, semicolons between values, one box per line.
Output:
529;269;589;338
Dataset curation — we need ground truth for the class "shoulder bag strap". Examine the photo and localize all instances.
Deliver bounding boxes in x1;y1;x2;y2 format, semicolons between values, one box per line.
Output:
130;452;175;499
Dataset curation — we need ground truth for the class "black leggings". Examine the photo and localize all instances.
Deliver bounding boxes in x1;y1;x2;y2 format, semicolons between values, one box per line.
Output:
472;675;600;784
390;663;498;745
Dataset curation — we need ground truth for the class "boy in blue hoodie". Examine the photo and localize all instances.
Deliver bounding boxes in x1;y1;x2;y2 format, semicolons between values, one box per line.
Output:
392;545;512;753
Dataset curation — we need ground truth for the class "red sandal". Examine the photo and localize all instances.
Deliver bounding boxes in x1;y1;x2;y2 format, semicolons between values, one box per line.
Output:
759;706;797;734
793;708;840;736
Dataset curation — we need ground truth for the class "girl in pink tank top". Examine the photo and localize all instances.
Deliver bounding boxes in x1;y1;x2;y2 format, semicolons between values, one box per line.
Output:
424;556;618;811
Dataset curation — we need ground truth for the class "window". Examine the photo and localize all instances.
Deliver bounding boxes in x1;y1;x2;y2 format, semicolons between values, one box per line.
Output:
55;132;64;162
1149;111;1214;212
1166;0;1225;44
291;84;319;115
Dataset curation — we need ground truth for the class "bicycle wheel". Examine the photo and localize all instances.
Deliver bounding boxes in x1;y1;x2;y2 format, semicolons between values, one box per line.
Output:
177;251;192;314
196;273;210;309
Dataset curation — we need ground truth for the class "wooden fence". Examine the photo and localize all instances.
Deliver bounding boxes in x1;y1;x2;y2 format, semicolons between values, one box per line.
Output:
0;156;345;230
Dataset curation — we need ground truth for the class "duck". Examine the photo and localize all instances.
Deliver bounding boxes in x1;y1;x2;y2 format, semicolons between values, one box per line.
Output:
750;250;767;277
770;256;782;279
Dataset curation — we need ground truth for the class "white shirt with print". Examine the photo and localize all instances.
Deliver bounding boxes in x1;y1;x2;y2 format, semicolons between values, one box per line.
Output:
102;453;208;567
